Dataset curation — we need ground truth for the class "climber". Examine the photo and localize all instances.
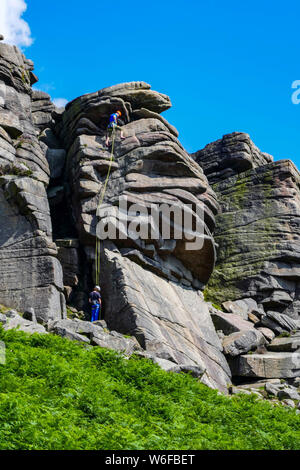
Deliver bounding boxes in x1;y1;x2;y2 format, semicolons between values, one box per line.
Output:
105;110;125;147
89;285;102;322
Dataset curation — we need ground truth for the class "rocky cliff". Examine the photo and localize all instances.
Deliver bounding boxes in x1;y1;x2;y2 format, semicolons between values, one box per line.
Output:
193;133;300;321
0;42;299;395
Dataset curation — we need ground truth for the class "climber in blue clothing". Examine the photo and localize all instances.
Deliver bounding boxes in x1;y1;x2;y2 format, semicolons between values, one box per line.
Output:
89;285;102;322
105;110;125;147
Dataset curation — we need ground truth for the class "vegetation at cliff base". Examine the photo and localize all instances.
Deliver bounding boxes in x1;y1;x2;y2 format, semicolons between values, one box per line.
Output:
0;327;299;450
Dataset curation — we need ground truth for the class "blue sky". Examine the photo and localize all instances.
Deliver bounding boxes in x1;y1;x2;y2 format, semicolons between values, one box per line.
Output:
3;0;300;163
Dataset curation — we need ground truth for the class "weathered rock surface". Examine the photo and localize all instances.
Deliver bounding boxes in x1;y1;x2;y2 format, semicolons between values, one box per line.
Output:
47;317;142;352
195;133;300;321
91;330;142;355
238;378;281;389
45;148;66;180
278;388;300;401
192;132;273;184
23;307;37;322
222;298;264;321
1;40;299;391
55;239;81;298
289;376;300;388
259;316;286;336
0;42;65;322
1;310;47;334
50;81;233;391
263;311;298;332
48;317;102;338
222;329;266;357
52;326;91;343
257;327;276;342
228;378;300;408
100;246;231;392
229;352;300;378
55;82;219;287
210;308;255;335
31;90;55;131
267;336;300;352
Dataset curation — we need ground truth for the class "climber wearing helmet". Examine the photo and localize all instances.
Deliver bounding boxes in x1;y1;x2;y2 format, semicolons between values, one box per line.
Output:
105;110;125;147
89;285;102;322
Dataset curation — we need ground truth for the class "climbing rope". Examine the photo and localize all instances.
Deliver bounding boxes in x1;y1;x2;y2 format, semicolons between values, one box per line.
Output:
95;126;116;286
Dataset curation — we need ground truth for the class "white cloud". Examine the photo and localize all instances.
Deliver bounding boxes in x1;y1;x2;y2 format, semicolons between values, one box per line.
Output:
0;0;33;48
52;98;68;108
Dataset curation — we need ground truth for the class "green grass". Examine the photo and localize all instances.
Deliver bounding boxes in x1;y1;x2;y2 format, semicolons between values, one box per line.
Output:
0;327;299;450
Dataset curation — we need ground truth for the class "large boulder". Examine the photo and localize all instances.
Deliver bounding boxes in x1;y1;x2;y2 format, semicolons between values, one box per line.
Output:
267;336;300;352
31;90;55;131
100;247;231;392
55;239;80;288
229;352;300;378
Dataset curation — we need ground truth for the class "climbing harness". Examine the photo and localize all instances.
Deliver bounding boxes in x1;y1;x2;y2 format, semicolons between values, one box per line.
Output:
95;126;116;287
